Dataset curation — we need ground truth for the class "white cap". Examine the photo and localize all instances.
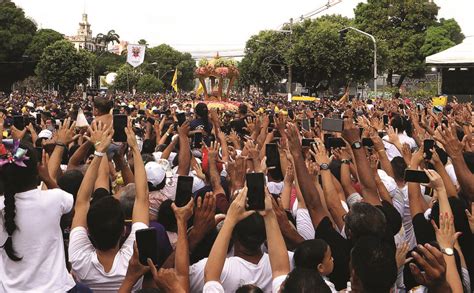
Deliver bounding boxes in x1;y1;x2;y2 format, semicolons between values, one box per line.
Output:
26;102;34;108
38;129;53;140
171;104;178;108
145;161;166;187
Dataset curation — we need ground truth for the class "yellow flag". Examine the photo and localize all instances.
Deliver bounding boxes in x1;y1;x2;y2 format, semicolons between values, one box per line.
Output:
171;68;178;92
196;82;204;95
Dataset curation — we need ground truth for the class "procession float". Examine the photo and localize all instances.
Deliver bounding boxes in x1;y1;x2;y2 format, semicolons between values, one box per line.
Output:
194;53;240;110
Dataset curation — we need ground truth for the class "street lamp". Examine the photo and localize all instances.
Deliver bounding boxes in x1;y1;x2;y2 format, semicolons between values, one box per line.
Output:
339;27;377;99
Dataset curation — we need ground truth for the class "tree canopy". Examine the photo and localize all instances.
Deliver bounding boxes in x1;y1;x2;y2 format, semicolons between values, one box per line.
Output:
25;28;64;61
35;40;93;97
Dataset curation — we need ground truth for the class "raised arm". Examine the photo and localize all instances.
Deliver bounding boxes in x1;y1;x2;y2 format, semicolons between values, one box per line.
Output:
208;141;226;196
285;123;330;229
204;188;254;282
177;121;191;176
49;118;76;181
125;123;149;225
71;121;113;229
407;149;429;217
342;119;380;205
262;190;290;279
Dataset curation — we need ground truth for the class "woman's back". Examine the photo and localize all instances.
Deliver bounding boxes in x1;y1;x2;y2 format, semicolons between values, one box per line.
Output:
0;188;75;292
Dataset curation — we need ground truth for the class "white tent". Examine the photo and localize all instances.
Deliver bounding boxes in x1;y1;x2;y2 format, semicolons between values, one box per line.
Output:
426;36;474;65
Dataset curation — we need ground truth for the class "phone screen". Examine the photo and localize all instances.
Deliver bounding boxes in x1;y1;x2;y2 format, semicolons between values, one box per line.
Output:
383;115;389;125
404;170;430;183
265;143;280;168
36;113;42;125
193;132;203;149
113;114;128;142
13;116;25;130
288;109;294;120
302;119;310;131
423;139;435;160
310;117;315;128
177;112;186;126
362;138;374;147
136;228;158;266
327;137;345;148
246;173;265;210
302;138;314;147
175;176;194;207
321;118;344;132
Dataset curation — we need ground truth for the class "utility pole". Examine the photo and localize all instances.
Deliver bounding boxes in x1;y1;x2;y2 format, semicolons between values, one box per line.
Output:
287;18;293;100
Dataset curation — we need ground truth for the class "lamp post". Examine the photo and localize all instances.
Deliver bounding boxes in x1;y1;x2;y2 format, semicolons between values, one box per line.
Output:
339;27;377;99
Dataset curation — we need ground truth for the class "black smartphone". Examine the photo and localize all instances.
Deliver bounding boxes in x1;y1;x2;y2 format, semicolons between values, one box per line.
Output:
321;118;344;132
177;112;186;126
323;133;333;142
310;117;315;128
265;143;280;168
404;170;430;184
383;115;389;125
113;114;128;142
36;113;42;125
359;127;364;137
28;117;36;126
112;109;120;115
327;137;346;148
246;173;265;210
417;104;422;112
302;138;314;147
136;228;158;266
193;132;203;149
13;115;25;130
175;176;194;207
362;138;374;147
138;109;146;115
147;117;155;125
423;139;435;160
288;109;294;120
378;131;387;138
302;119;310;131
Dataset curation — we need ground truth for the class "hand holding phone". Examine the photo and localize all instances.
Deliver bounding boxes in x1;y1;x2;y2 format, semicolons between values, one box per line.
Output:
113;114;128;142
404;169;430;184
423;139;435;160
175;176;194;207
246;173;265;210
136;228;158;266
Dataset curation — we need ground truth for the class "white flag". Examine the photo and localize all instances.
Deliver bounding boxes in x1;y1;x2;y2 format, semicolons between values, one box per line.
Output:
126;44;146;68
76;108;89;128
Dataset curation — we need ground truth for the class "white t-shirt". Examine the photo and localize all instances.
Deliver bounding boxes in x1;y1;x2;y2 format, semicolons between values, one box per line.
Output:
68;222;148;292
383;132;417;161
190;252;294;293
0;188;76;292
296;208;315;240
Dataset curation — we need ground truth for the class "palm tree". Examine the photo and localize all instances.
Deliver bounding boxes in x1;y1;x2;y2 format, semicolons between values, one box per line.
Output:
96;30;120;51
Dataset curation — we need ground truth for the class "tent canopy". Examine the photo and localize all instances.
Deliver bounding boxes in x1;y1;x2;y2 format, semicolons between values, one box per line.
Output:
426;36;474;65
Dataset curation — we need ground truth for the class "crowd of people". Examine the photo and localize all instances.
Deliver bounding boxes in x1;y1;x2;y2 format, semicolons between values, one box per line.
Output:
0;90;473;293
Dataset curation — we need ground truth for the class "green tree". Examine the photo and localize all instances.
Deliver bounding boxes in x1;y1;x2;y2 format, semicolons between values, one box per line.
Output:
138;39;148;45
420;18;464;57
0;1;37;92
111;64;140;91
96;30;120;49
146;44;195;91
35;40;93;97
93;51;126;77
25;28;64;61
354;0;439;87
136;74;164;93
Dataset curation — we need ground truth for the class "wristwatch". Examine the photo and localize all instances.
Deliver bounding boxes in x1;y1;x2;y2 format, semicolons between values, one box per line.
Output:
351;141;362;150
441;247;454;256
320;163;330;170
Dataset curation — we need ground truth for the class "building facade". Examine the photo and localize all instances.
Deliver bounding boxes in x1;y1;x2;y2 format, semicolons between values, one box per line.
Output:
66;13;105;52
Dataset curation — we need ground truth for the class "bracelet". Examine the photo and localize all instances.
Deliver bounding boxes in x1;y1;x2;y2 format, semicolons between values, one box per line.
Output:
55;142;67;149
341;159;352;164
94;150;106;157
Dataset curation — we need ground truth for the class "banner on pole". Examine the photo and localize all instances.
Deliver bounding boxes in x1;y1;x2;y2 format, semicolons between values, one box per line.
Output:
126;44;146;67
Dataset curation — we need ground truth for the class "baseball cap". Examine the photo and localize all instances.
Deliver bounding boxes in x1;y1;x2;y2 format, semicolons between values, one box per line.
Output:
38;129;53;140
26;102;34;108
145;161;166;187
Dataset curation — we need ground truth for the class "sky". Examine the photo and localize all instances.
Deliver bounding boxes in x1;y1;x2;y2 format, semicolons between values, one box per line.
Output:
13;0;474;57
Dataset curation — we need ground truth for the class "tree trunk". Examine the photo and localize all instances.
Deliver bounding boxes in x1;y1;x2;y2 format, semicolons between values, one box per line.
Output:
387;71;393;87
396;74;406;89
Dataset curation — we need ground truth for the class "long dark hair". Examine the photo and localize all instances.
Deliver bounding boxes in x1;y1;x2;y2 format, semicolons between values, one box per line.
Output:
195;103;211;134
1;143;38;261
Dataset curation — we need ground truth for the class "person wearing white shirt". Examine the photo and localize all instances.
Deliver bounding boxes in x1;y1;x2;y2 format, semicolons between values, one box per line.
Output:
202;188;293;293
383;115;418;161
0;142;76;292
68;121;150;293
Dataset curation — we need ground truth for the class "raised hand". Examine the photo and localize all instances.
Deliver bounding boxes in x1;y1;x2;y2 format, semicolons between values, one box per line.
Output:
341;118;360;145
192;193;216;237
85;121;113;153
431;213;461;250
465;203;474;234
434;124;463;158
424;169;445;191
172;197;194;224
395;242;410;269
178;121;190;137
284;122;301;156
125;120;139;151
57;118;77;145
11;126;27;140
226;187;255;225
147;261;184;292
309;140;330;165
409;244;449;291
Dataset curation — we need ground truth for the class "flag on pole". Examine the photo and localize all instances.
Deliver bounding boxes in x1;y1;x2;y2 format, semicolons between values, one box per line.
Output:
196;82;204;95
171;68;178;92
126;44;146;68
